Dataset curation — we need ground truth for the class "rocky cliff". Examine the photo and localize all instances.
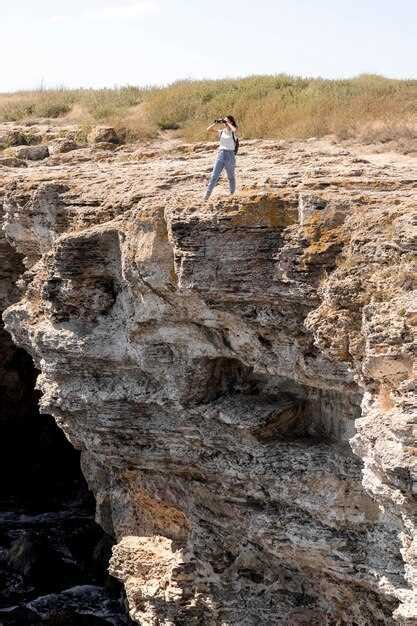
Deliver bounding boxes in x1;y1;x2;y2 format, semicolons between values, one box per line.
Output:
0;127;133;625
1;125;416;625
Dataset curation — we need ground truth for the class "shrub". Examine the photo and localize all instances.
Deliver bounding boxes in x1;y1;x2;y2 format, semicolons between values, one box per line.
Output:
1;75;416;144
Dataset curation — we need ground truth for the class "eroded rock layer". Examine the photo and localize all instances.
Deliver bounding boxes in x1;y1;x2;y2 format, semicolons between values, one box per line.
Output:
0;149;132;625
1;127;416;625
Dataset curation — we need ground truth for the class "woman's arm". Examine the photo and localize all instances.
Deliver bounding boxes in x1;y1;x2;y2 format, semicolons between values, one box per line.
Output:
207;122;219;132
224;119;237;132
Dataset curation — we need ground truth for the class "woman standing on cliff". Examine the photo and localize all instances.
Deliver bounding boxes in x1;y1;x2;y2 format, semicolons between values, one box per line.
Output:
204;116;239;201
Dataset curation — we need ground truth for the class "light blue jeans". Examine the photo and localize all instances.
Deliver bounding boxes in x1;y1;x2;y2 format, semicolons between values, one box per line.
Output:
205;149;236;198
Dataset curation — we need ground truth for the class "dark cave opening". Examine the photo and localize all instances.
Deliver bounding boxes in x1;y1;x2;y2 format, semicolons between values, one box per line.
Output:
0;329;133;625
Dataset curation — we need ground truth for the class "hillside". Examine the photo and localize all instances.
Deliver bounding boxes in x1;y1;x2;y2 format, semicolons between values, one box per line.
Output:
1;74;417;151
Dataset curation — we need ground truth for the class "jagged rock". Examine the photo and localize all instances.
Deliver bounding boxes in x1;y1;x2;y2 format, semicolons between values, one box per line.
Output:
0;156;28;168
0;164;132;622
26;585;129;625
0;605;41;625
88;126;120;145
298;192;327;224
92;141;119;151
1;125;416;625
49;138;79;154
0;129;28;147
6;144;49;161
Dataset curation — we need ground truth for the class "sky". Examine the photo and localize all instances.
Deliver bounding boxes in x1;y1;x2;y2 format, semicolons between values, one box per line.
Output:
1;0;416;92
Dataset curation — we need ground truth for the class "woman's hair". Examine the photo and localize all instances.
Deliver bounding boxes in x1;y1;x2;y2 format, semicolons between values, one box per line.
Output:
225;115;238;129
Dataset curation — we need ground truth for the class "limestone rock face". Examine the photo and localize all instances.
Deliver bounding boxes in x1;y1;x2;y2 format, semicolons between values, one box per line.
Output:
0;145;133;625
1;128;416;625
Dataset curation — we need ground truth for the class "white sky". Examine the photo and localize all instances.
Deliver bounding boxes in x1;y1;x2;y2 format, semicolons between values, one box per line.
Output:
1;0;416;92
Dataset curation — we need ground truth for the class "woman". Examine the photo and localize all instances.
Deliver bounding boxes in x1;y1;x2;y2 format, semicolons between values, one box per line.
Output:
204;115;238;201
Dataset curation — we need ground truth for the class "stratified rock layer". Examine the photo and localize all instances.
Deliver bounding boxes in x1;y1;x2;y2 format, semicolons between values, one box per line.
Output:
0;132;133;625
1;127;416;625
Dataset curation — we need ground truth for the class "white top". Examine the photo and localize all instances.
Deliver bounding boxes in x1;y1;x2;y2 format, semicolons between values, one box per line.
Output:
218;128;236;151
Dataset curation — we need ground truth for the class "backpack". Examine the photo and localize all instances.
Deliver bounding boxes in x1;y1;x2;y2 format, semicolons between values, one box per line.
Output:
220;129;240;155
232;131;240;155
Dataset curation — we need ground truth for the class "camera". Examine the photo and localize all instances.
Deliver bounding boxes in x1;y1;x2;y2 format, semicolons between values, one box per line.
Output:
214;118;225;123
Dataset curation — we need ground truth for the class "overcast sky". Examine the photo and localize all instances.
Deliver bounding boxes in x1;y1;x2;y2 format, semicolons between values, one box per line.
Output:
1;0;416;92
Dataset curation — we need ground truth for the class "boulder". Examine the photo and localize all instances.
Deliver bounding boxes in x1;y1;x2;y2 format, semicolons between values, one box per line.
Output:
88;126;119;145
0;156;28;168
0;129;27;148
12;145;50;161
49;138;79;155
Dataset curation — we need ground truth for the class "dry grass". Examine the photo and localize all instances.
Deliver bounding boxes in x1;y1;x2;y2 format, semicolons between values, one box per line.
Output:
1;75;417;145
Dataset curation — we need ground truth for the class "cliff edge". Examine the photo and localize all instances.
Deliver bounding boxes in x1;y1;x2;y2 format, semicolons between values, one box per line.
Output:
1;127;416;625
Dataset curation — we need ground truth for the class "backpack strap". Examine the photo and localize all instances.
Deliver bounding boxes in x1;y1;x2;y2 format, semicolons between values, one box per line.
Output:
232;131;239;154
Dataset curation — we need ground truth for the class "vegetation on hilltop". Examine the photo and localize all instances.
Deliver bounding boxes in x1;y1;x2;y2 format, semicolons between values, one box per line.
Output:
1;74;416;146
